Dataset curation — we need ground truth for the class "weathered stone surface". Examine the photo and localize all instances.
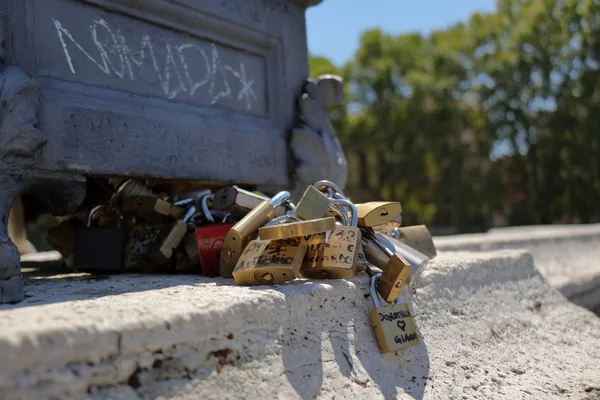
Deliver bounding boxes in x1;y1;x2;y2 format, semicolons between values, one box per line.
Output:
1;250;599;399
434;224;600;313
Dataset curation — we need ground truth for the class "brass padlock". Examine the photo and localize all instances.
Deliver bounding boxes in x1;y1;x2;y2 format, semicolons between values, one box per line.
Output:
212;186;286;217
121;195;186;221
141;206;196;271
220;191;291;278
301;199;362;279
391;225;437;259
355;202;402;228
369;273;420;354
362;228;412;303
232;237;307;285
258;216;336;240
123;221;166;270
293;185;331;220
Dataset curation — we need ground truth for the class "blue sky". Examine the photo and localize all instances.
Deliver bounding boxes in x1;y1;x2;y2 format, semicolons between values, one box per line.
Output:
307;0;497;67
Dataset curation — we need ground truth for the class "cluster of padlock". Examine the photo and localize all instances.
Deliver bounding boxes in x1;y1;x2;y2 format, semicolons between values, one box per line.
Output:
45;179;437;354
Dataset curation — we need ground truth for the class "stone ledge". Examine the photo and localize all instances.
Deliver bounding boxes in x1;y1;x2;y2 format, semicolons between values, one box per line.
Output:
1;250;600;399
434;224;600;312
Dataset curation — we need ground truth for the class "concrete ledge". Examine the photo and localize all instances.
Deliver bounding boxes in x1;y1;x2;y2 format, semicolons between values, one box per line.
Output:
434;224;600;313
1;250;600;399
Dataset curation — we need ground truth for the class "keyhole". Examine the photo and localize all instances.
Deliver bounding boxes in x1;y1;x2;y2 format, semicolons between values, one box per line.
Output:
221;189;229;202
379;209;388;219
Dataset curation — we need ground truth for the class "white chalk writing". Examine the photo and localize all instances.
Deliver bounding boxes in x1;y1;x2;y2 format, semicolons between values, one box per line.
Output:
52;18;257;110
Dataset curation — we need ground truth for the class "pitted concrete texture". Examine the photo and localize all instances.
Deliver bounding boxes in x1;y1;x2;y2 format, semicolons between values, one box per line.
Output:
434;224;600;313
1;250;600;399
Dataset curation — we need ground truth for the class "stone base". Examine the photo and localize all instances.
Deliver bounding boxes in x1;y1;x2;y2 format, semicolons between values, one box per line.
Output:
1;250;599;399
434;224;600;313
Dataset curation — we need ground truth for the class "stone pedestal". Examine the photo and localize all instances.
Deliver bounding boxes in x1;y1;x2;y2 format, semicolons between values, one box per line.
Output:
0;0;348;303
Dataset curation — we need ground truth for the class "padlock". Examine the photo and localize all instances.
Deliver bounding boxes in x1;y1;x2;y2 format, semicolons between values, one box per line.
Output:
369;273;420;353
300;199;362;279
355;202;402;228
392;225;437;259
73;205;126;273
47;217;85;260
258;216;336;240
232;236;307;285
220;191;291;278
141;206;196;271
194;194;234;277
121;195;186;221
372;215;402;235
379;233;430;287
362;228;412;303
123;221;166;270
212;186;286;217
293;185;332;220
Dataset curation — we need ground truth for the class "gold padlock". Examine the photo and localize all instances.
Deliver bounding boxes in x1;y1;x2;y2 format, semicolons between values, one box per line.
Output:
258;216;336;240
369;273;420;354
301;199;362;279
232;237;307;285
362;228;412;303
355;202;402;228
123;221;166;270
220;191;291;278
293;185;332;220
141;206;196;271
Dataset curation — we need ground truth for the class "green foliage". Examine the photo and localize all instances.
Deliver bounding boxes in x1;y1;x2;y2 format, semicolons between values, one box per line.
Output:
309;0;600;232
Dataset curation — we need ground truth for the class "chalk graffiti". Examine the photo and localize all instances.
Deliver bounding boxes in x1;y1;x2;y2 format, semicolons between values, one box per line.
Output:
52;18;257;110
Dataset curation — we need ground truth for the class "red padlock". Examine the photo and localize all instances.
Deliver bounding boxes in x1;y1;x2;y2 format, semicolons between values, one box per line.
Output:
195;195;235;277
196;223;234;277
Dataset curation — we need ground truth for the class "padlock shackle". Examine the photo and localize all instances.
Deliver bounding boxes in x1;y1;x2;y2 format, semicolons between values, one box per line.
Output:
370;273;383;308
86;204;107;227
200;194;215;223
172;198;194;207
364;228;394;258
330;199;358;227
86;204;124;228
182;205;197;223
313;180;346;199
269;191;291;208
263;214;300;227
328;203;349;225
371;272;403;308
